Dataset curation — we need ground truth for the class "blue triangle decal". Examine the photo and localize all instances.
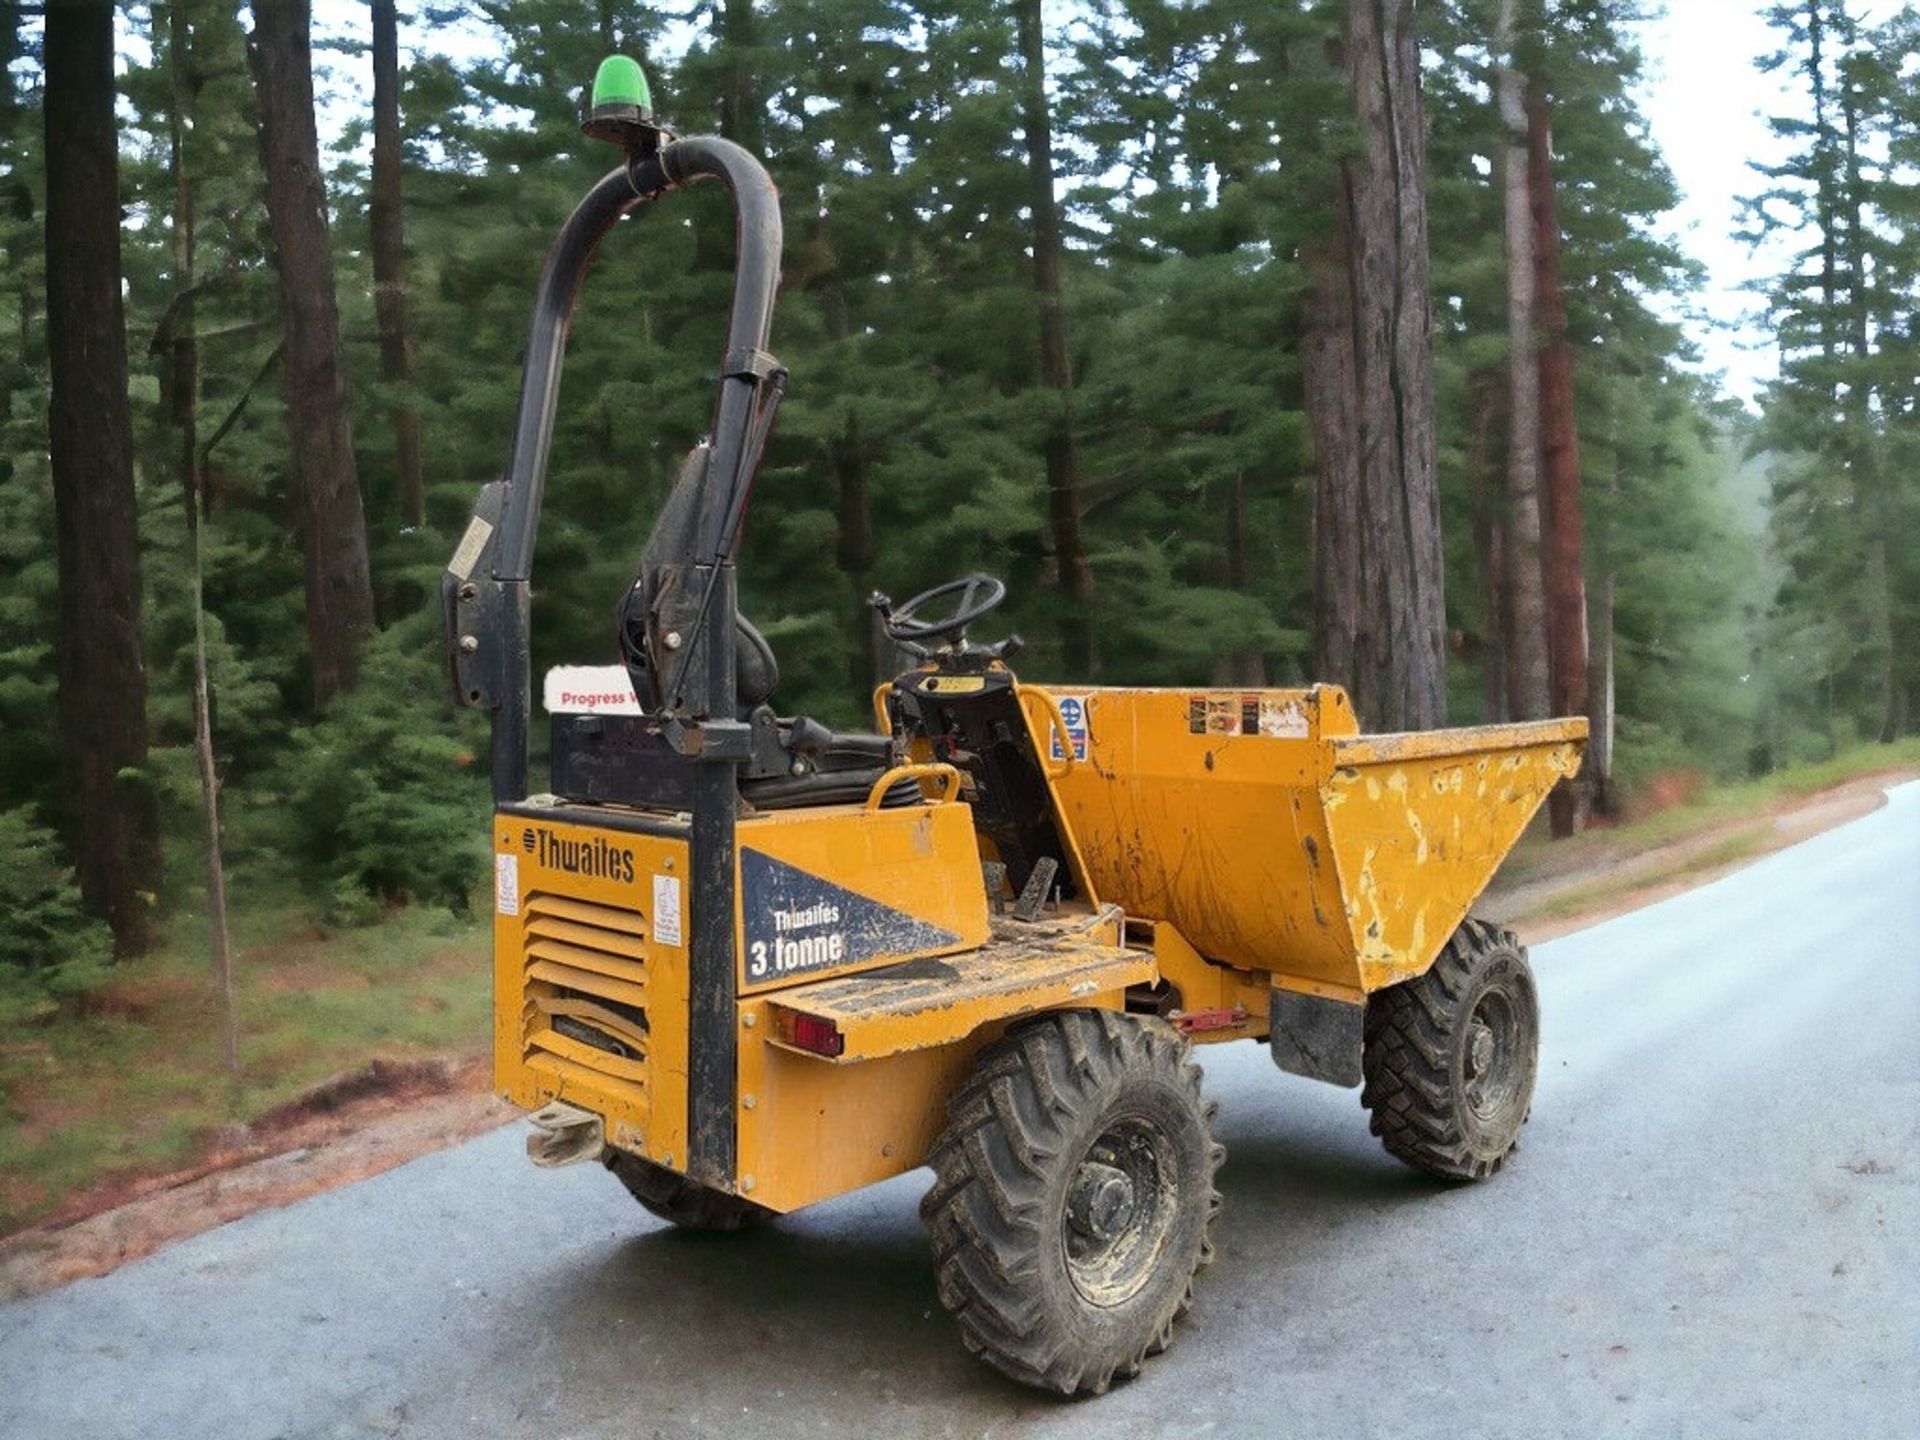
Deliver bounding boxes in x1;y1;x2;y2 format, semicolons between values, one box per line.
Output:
740;848;962;984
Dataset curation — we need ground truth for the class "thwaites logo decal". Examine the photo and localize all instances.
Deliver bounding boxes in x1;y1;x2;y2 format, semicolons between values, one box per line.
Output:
741;849;960;983
523;826;637;884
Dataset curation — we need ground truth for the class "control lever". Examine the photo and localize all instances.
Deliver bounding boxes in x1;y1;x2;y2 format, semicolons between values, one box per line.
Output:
1013;857;1059;923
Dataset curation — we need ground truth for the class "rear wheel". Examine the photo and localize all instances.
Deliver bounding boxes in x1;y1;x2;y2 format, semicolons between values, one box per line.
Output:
1361;919;1539;1181
921;1011;1223;1396
606;1150;773;1232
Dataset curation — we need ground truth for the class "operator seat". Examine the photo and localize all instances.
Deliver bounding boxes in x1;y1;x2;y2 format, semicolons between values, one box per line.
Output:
623;444;902;811
731;612;903;810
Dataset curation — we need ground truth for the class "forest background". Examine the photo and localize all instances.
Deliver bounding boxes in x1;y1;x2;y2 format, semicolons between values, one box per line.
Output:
0;2;1914;1069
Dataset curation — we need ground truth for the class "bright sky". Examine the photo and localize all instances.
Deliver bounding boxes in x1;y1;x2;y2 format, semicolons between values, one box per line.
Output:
1628;2;1906;408
1629;2;1800;406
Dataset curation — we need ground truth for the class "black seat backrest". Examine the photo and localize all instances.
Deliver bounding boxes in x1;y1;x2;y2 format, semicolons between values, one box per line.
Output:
624;442;779;715
736;615;778;709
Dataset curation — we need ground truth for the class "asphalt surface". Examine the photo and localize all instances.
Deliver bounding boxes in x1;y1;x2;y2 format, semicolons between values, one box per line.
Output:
4;783;1916;1440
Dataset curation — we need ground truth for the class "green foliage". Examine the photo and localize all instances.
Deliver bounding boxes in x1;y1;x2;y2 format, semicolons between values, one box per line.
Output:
0;0;1905;986
1743;1;1920;751
264;617;490;916
0;807;113;1024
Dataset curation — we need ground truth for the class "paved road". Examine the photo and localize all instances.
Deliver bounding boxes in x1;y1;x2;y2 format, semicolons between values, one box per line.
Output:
5;784;1916;1440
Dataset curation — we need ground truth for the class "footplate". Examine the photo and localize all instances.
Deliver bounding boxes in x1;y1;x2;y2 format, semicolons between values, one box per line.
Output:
764;905;1151;1063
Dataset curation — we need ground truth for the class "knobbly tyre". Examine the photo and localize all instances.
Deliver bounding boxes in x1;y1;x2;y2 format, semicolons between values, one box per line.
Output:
444;58;1588;1397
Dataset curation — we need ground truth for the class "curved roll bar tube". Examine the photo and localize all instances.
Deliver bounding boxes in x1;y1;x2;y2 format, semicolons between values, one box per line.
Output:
443;137;784;806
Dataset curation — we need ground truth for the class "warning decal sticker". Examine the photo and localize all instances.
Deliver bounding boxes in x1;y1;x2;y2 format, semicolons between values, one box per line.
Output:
652;874;683;947
1259;697;1310;738
740;849;961;984
494;853;520;917
1184;694;1312;739
447;515;494;581
1193;696;1238;735
1049;694;1091;763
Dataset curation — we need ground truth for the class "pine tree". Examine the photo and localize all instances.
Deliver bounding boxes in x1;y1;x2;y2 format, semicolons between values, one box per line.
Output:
249;0;377;707
1748;1;1915;747
370;0;424;527
1015;0;1096;674
1305;0;1446;730
45;1;160;953
1494;0;1549;722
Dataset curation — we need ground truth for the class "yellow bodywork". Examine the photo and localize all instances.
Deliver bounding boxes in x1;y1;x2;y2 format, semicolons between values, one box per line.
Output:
493;680;1585;1214
493;815;691;1165
1039;684;1586;994
493;800;1138;1213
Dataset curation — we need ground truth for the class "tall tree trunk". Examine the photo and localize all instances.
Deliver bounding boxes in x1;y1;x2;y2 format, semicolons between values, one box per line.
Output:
1584;409;1621;814
1304;0;1446;731
832;410;880;698
1014;0;1095;677
0;2;29;349
45;2;159;954
165;3;238;1081
369;0;422;527
1808;2;1840;370
0;6;14;120
1835;40;1900;740
1528;81;1590;835
1;3;36;422
806;217;883;700
249;0;375;708
1466;370;1508;722
701;1;758;281
1496;0;1549;722
1588;569;1616;816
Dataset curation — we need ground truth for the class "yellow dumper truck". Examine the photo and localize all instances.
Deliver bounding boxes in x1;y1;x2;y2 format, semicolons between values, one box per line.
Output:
445;61;1587;1395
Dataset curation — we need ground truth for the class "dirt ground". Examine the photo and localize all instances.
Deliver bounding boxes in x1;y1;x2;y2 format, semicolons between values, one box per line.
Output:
3;767;1912;1304
0;1058;514;1302
1482;768;1916;941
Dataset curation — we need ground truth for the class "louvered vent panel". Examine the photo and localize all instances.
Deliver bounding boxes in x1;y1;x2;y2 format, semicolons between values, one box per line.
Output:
521;893;650;1114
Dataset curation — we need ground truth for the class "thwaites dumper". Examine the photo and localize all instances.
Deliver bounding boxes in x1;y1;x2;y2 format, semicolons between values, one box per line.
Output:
445;60;1589;1396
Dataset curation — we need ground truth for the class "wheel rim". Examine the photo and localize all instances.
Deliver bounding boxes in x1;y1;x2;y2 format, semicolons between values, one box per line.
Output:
1462;986;1524;1123
1061;1114;1176;1308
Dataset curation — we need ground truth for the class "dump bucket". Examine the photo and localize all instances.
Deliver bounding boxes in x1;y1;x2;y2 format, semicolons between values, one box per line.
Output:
1039;685;1586;995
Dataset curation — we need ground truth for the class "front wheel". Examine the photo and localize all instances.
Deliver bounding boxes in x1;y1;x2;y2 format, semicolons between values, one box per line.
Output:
1361;919;1540;1181
921;1011;1223;1396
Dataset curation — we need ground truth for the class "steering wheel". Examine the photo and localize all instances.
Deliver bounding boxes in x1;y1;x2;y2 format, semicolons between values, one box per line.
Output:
874;574;1007;651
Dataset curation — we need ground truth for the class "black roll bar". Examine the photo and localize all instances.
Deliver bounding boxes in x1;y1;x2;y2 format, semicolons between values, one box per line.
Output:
444;137;785;807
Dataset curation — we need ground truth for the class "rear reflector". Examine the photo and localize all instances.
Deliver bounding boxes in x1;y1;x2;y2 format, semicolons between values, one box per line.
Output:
787;1012;844;1058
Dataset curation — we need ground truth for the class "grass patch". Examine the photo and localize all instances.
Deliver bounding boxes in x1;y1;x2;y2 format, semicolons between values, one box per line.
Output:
1517;825;1775;923
0;900;489;1236
1495;737;1920;889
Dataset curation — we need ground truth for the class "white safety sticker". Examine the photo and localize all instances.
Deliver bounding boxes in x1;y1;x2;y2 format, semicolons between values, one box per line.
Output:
543;664;643;715
495;853;520;917
652;874;683;947
1259;697;1310;738
1049;694;1090;762
447;515;494;581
